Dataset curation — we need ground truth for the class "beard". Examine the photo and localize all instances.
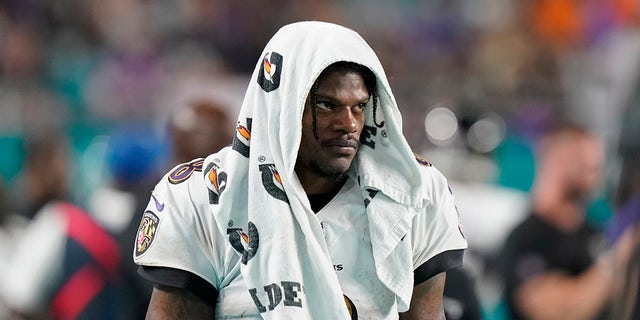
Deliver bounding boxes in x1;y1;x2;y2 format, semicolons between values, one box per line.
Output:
308;157;350;181
565;183;596;205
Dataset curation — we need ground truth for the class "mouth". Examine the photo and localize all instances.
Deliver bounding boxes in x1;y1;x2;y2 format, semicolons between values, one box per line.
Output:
323;139;360;155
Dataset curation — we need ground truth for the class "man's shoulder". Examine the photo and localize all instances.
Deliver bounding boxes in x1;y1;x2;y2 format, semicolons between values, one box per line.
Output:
153;158;210;207
411;153;452;195
156;148;237;206
162;148;232;189
165;158;207;184
412;152;433;169
412;153;445;179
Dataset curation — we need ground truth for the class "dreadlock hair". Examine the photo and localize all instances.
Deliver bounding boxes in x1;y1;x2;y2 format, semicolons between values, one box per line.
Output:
310;62;383;139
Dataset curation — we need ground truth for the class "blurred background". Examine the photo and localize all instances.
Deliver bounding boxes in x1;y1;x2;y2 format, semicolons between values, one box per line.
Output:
0;0;638;319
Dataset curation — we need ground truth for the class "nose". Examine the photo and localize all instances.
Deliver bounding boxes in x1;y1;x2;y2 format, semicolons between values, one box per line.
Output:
332;106;359;133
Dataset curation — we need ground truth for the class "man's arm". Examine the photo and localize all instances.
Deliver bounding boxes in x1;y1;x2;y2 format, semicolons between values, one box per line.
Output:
514;228;638;320
399;272;446;320
145;285;214;320
514;261;612;320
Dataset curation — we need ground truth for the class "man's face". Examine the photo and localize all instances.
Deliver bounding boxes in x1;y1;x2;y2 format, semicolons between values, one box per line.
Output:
295;68;370;182
565;137;604;202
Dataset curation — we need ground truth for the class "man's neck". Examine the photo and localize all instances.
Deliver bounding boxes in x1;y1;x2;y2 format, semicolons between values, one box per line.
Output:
535;199;584;232
299;174;348;196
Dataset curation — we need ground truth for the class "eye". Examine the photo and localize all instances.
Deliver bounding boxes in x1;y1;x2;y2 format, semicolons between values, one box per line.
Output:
315;101;335;110
353;102;367;111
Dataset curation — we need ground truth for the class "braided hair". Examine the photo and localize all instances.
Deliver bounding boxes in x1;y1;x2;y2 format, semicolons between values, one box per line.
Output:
309;62;383;139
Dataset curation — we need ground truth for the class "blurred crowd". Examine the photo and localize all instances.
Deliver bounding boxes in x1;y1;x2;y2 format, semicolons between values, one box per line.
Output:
0;0;639;319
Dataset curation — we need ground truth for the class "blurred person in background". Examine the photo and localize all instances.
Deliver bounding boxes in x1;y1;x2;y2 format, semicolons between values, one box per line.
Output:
443;267;482;320
498;124;613;319
85;98;234;318
0;129;131;320
87;122;168;320
11;129;72;220
0;178;27;319
168;99;234;166
607;98;640;319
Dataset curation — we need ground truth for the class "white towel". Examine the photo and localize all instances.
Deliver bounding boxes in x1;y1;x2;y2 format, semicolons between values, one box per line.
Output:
206;21;432;319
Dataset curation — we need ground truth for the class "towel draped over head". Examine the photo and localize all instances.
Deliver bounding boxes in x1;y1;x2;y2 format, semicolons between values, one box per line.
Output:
206;21;432;318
